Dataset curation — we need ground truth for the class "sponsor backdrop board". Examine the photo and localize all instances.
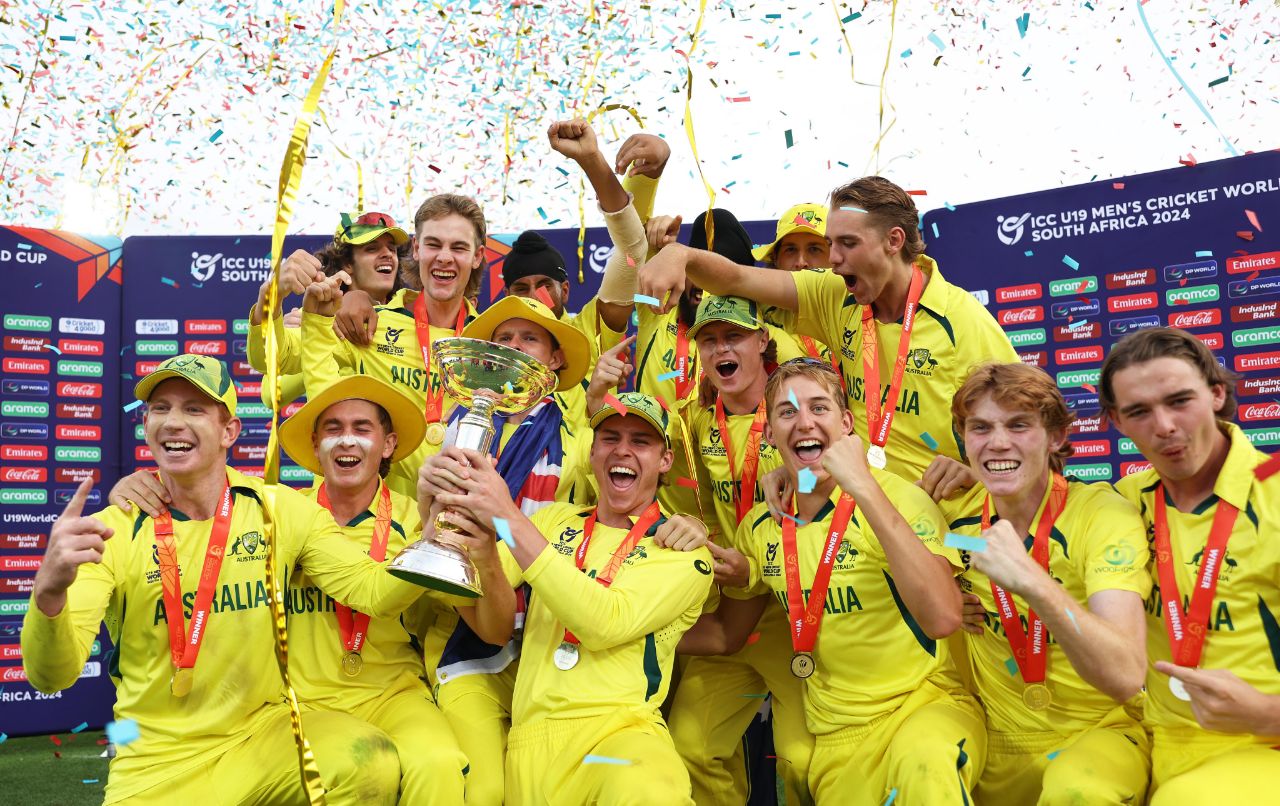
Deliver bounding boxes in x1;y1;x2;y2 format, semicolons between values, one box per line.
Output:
0;226;124;737
924;151;1280;483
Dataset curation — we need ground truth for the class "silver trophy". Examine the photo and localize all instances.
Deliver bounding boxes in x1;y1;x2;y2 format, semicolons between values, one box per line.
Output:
388;337;556;597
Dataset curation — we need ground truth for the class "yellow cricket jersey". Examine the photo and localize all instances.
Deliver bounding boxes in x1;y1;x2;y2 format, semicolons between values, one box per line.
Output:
636;307;699;407
20;468;424;803
1115;422;1280;734
287;481;432;712
791;257;1018;482
726;471;964;735
940;477;1151;734
300;289;478;497
763;304;835;365
246;309;305;406
499;502;714;726
686;401;785;545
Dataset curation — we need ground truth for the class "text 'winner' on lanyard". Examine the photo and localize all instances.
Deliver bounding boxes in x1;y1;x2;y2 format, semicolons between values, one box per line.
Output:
153;479;235;698
674;318;692;400
317;482;393;677
861;265;924;470
982;473;1068;711
782;493;858;679
553;502;662;671
1154;482;1239;701
414;293;468;446
715;395;767;526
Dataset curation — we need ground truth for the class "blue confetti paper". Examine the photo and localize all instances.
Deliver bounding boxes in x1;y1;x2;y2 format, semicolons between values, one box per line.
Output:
1065;607;1081;634
919;432;939;450
1046;750;1061;760
797;467;817;494
42;343;62;354
492;518;515;548
885;788;899;806
1061;255;1080;271
838;206;867;214
1195;250;1213;257
656;370;682;381
944;532;987;553
1004;657;1018;676
71;721;88;733
122;400;143;413
583;754;631;766
633;293;661;307
105;719;139;746
787;389;799;408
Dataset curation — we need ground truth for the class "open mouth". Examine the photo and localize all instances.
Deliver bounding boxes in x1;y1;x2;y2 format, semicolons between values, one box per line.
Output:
715;359;739;379
983;459;1020;476
161;440;194;457
333;455;363;470
841;273;860;295
374;262;395;276
793;438;824;463
608;464;638;491
430;267;458;285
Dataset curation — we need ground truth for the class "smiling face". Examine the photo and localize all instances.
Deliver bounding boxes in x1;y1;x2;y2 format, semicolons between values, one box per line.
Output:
765;373;854;487
311;399;397;493
1108;356;1227;484
695;321;768;400
347;233;400;301
591;416;673;517
412;213;483;304
774;231;829;271
825;207;906;305
144;378;240;481
963;394;1064;502
491;318;565;371
507;274;570;319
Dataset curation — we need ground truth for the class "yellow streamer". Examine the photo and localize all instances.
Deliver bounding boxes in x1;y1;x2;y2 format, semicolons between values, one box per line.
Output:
829;0;857;85
681;0;716;252
317;107;366;210
869;0;900;173
571;103;648;282
260;29;341;804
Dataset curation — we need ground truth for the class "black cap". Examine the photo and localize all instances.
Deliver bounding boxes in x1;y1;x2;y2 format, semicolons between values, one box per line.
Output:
502;230;568;286
687;208;756;267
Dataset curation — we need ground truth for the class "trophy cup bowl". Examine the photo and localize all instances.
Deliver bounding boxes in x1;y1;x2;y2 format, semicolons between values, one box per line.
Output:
388;337;557;597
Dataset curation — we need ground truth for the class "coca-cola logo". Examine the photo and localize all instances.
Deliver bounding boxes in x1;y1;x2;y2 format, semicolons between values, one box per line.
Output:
1121;461;1153;477
1;445;46;460
57;382;102;398
998;306;1043;325
1;466;46;482
1240;403;1280;422
1168;309;1221;329
185;340;226;355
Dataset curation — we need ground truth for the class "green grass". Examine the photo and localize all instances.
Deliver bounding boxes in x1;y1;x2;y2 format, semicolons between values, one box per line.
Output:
0;733;109;805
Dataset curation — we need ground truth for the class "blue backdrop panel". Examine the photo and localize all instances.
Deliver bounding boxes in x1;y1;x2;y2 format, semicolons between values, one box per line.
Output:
1;226;123;738
924;151;1280;482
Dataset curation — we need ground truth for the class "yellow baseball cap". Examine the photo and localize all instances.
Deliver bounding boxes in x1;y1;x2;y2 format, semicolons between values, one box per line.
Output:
462;295;590;392
686;295;764;341
751;203;828;263
335;211;410;246
134;354;238;417
589;392;670;447
279;375;425;476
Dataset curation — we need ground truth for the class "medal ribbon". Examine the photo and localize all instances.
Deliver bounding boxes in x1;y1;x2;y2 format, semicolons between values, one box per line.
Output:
674;318;692;400
981;473;1069;686
562;502;662;646
153;480;234;672
1153;483;1239;667
316;482;393;655
781;493;857;654
800;336;846;391
861;265;924;450
714;395;767;525
413;294;467;425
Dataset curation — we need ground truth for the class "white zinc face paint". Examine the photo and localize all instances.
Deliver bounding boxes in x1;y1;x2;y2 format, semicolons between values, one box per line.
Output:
319;434;375;457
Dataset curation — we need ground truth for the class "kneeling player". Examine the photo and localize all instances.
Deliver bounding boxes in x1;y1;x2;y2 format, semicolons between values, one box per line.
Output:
424;393;714;805
943;362;1151;805
691;359;985;804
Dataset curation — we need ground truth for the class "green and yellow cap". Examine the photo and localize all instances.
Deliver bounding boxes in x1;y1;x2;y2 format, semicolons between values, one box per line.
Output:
134;354;238;417
686;294;763;341
751;202;828;263
335;211;410;246
589;392;670;446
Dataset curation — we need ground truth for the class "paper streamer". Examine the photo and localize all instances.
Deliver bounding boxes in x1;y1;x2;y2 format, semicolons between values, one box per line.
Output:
259;6;343;801
944;532;987;553
681;0;717;251
868;0;901;172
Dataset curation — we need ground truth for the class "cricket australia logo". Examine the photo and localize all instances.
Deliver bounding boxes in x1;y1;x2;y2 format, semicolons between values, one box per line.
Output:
996;213;1031;246
905;347;938;376
1188;547;1237;580
229;530;265;562
624;544;648;565
834;539;858;570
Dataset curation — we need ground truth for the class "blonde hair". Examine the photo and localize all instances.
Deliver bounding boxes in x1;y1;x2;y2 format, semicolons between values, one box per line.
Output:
829;176;925;261
409;193;488;299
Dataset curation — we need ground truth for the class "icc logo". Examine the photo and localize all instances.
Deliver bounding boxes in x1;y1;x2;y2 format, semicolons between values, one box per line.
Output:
190;252;222;282
996;213;1031;246
588;243;613;275
386;328;403;345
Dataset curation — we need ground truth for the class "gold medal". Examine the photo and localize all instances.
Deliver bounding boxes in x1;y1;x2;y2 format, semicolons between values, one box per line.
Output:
341;651;363;677
866;445;887;470
553;641;580;671
1022;682;1052;711
425;421;446;446
170;667;194;697
790;652;815;679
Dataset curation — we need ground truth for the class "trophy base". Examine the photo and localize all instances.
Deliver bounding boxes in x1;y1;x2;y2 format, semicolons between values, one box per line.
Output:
387;539;483;598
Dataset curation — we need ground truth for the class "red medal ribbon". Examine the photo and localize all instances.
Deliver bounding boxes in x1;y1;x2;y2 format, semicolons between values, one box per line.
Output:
982;473;1069;686
153;479;235;672
1153;483;1239;667
674;318;692;400
861;265;924;450
317;482;393;654
800;336;822;359
413;294;467;425
715;395;767;526
563;501;662;646
781;493;858;654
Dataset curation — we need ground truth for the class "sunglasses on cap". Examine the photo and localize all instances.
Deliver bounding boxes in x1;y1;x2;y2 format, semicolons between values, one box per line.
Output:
774;356;840;375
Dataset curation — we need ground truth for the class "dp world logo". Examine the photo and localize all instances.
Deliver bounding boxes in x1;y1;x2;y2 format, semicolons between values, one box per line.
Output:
190;252;222;282
996;213;1032;246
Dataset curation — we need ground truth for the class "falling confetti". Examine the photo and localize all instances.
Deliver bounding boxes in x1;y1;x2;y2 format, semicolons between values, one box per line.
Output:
492;517;514;548
583;754;632;766
944;532;987;553
797;467;817;494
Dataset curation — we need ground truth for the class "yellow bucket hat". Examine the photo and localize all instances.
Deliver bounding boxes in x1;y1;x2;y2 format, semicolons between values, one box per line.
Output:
279;375;425;475
462;295;590;392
